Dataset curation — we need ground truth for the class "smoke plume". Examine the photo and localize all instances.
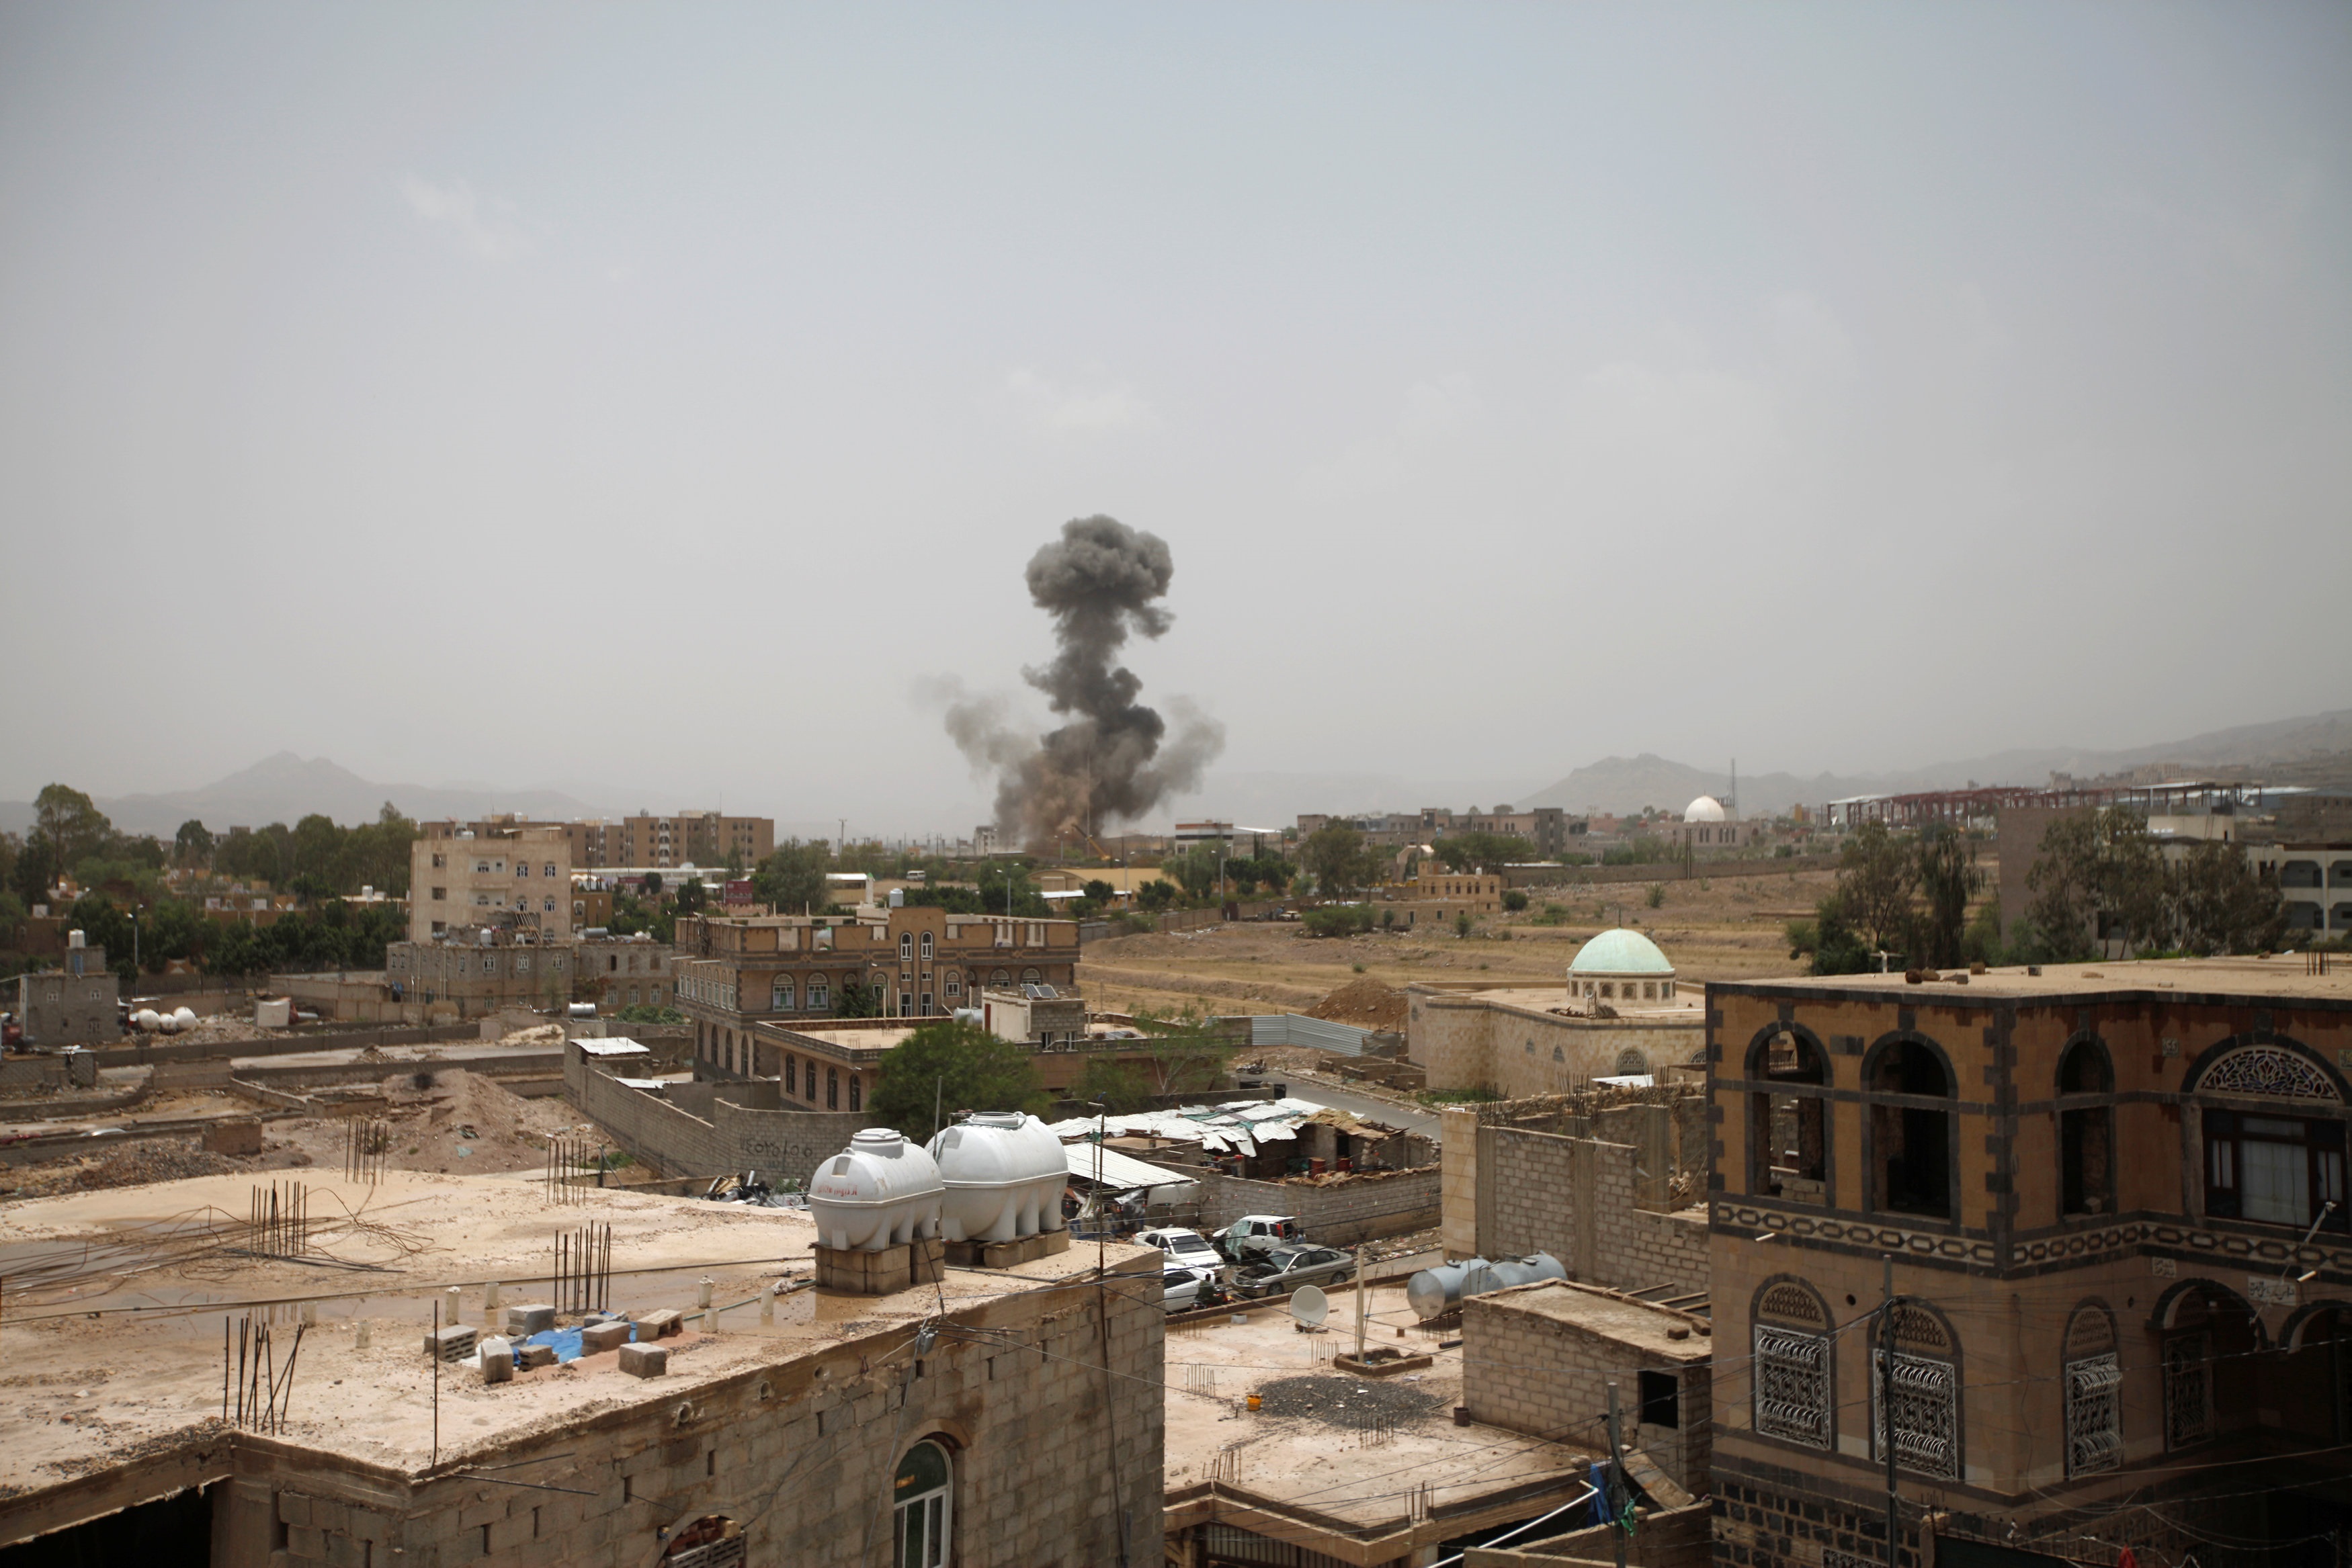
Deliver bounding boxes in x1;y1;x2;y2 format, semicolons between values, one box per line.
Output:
946;515;1224;848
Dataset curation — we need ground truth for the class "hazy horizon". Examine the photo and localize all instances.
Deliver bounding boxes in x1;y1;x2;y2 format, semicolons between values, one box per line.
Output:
5;4;2347;833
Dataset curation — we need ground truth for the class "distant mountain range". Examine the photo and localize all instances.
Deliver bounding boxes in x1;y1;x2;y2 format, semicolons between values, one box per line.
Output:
1520;708;2352;818
0;752;607;838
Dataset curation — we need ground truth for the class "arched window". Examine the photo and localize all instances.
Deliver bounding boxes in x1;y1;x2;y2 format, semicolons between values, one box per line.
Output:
1749;1028;1828;1202
892;1440;952;1567
1751;1278;1833;1450
1020;967;1041;984
662;1514;741;1563
920;931;934;961
1870;1300;1961;1480
944;973;962;999
771;977;795;1012
2058;1037;2113;1218
2193;1042;2349;1233
1866;1036;1956;1220
990;968;1009;986
849;1076;862;1113
2062;1304;2122;1477
786;1056;798;1096
827;1068;839;1110
900;932;914;961
1613;1047;1650;1076
808;978;831;1012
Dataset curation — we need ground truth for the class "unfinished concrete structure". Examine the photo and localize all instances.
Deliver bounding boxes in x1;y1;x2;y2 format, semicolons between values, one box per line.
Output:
0;1169;1163;1567
1708;957;2352;1567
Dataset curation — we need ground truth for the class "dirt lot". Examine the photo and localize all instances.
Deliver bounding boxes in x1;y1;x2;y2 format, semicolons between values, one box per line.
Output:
1078;863;1855;1016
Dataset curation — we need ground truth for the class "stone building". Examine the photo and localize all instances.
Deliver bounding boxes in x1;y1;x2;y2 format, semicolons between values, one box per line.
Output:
385;932;573;1016
9;934;120;1045
1410;930;1703;1097
409;823;575;945
671;907;1079;1076
0;1168;1163;1567
1707;957;2352;1567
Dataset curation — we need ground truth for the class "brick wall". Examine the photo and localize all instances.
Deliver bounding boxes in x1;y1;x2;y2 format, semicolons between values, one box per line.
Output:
209;1260;1166;1567
564;1046;866;1184
1468;1122;1706;1295
1461;1289;1712;1494
1146;1162;1443;1246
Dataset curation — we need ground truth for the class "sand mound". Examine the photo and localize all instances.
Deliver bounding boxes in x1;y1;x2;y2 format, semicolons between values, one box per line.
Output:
1309;978;1409;1031
372;1068;583;1173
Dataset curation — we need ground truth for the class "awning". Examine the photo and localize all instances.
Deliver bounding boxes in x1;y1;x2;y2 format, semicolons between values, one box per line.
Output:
1065;1143;1200;1204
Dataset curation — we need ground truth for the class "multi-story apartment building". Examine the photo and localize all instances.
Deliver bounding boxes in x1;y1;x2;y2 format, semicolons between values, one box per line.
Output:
1707;957;2352;1567
608;811;773;869
671;907;1080;1080
407;823;574;944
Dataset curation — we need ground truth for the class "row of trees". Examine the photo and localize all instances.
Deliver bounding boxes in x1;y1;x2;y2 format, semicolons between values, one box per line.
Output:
28;889;408;986
1788;812;2287;975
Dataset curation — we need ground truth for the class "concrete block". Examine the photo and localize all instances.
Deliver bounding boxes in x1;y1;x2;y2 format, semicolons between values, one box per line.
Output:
618;1343;668;1379
204;1119;264;1156
505;1303;556;1337
636;1309;683;1339
424;1325;476;1362
581;1320;633;1354
480;1335;515;1384
518;1343;558;1370
814;1243;911;1295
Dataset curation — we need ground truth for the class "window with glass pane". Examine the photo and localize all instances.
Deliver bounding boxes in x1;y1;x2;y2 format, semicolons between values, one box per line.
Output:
893;1442;950;1568
2201;1110;2349;1231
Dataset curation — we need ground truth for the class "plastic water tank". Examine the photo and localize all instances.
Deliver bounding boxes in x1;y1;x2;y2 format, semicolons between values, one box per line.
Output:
133;1008;162;1033
1405;1252;1566;1319
171;1006;198;1031
806;1129;946;1252
927;1112;1069;1243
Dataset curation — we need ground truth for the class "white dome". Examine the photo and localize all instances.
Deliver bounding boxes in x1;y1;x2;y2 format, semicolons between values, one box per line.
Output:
1683;795;1728;823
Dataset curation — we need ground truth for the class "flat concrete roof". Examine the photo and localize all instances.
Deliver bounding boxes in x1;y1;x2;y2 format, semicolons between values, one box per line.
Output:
1716;955;2352;1006
776;1025;919;1053
1471;1280;1712;1363
1417;986;1703;1021
1165;1282;1587;1534
0;1171;1152;1493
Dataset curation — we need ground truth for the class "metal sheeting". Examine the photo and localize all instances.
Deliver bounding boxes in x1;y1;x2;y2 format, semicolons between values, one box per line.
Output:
1249;1014;1374;1056
1064;1142;1200;1203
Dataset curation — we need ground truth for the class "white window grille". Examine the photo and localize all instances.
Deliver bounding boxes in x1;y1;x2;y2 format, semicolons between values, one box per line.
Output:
2064;1354;2122;1476
1872;1352;1960;1479
1753;1324;1831;1449
2165;1333;2214;1449
2201;1047;2340;1102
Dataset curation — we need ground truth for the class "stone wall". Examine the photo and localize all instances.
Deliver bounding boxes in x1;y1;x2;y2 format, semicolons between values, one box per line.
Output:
564;1045;866;1183
206;1244;1166;1567
1461;1287;1713;1495
1146;1162;1442;1246
1409;987;1703;1097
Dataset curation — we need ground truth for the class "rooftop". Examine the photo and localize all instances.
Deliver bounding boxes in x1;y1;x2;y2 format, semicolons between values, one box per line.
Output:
1567;929;1674;976
0;1170;1150;1495
1720;955;2352;1006
1473;1279;1713;1363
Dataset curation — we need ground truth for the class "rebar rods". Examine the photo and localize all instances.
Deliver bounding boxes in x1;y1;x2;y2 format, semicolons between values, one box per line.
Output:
553;1223;612;1313
224;1313;306;1433
544;1133;597;1205
344;1117;390;1183
248;1181;312;1258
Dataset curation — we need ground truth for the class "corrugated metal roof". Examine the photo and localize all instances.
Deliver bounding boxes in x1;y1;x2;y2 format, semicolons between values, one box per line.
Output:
1066;1143;1200;1200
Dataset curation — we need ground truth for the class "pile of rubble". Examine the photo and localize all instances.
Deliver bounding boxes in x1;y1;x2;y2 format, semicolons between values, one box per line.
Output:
1309;978;1409;1031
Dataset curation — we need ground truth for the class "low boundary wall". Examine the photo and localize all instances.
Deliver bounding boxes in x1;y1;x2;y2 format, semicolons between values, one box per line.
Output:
563;1044;864;1185
1144;1161;1441;1246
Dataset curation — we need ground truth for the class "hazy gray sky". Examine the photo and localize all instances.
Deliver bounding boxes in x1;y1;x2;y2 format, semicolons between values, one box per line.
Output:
4;3;2347;830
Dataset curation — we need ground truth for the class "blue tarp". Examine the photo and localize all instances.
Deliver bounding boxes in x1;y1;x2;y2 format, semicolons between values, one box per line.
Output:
519;1320;639;1363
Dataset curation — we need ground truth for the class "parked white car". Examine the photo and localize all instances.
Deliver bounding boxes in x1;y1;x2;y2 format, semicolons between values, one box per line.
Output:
1161;1266;1214;1313
1135;1227;1224;1274
1211;1215;1303;1263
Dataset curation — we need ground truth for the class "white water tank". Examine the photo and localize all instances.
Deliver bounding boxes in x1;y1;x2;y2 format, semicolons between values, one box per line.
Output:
927;1112;1068;1244
133;1008;162;1033
807;1129;945;1252
172;1006;198;1031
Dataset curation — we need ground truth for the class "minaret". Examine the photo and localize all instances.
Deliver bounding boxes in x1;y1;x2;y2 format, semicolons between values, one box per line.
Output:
1728;758;1738;821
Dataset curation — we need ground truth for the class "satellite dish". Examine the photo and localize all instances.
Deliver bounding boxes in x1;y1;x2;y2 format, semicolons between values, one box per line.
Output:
1290;1284;1329;1330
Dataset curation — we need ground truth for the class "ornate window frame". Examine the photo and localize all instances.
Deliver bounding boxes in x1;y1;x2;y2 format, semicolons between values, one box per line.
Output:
1750;1276;1834;1452
2062;1303;2122;1477
1870;1299;1962;1481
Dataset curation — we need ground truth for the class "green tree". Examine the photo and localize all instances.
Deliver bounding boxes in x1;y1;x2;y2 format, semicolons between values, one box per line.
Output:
34;785;111;873
1433;832;1523;872
1302;905;1375;937
1501;889;1530;913
753;840;835;914
1915;825;1984;968
836;978;882;1018
868;1019;1048;1143
1136;878;1177;912
673;878;706;916
1833;821;1920;957
1300;824;1380;896
174;820;216;868
1132;1006;1234;1098
1083;879;1116;904
2169;840;2285;956
1786;893;1876;975
1075;1057;1155;1113
2026;808;2167;959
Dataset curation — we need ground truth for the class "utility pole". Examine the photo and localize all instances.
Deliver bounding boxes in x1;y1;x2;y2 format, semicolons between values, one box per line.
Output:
1882;1255;1900;1568
1603;1380;1628;1568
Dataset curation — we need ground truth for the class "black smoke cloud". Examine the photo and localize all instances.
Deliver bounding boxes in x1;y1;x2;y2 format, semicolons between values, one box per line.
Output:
946;515;1223;848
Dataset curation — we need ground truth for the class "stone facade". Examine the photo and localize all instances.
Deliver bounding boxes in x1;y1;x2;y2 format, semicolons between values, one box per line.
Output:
201;1261;1163;1567
11;943;120;1045
1410;985;1703;1097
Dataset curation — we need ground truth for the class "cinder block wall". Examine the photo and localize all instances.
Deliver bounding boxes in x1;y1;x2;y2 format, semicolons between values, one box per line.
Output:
1472;1123;1707;1295
212;1265;1167;1568
564;1049;864;1184
1146;1164;1443;1246
1461;1289;1714;1494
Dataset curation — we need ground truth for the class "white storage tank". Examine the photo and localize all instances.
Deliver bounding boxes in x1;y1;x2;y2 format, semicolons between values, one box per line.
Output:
806;1129;945;1252
133;1008;162;1033
171;1006;198;1031
1405;1252;1566;1319
927;1112;1068;1244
